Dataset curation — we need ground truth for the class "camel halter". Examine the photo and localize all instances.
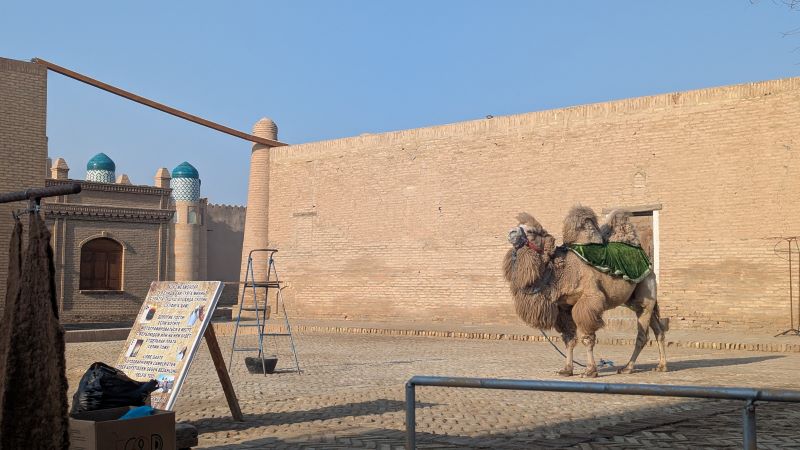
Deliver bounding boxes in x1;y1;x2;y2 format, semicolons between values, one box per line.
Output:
519;226;544;254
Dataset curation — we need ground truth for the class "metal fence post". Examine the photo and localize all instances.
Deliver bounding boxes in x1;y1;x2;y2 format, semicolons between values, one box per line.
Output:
742;400;756;450
406;381;416;450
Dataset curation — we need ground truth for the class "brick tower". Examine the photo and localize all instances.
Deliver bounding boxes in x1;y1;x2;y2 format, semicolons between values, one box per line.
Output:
240;118;277;284
171;161;202;281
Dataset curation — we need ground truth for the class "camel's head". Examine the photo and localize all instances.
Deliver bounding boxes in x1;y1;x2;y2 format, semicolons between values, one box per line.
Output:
508;212;556;254
562;205;603;245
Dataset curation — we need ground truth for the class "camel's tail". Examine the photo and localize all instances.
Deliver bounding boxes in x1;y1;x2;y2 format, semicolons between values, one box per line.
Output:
651;300;668;332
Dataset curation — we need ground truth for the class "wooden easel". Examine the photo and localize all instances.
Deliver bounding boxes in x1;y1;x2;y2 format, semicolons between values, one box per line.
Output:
203;324;243;421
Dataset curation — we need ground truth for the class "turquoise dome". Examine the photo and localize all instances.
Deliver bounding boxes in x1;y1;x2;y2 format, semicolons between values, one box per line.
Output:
86;153;115;171
171;161;199;179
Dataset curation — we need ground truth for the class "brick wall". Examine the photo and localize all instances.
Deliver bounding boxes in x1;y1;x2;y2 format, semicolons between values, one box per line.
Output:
263;77;800;331
0;57;47;313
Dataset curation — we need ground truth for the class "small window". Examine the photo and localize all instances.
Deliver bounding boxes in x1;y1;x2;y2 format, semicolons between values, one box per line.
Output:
80;238;123;290
188;209;198;225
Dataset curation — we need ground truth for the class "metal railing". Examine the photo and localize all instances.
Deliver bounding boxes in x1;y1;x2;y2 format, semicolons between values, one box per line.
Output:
405;376;800;450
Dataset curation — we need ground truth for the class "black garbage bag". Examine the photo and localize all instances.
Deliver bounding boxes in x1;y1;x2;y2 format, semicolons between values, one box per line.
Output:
70;362;158;415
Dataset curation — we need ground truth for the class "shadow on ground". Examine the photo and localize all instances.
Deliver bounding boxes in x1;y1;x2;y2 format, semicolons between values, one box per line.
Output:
187;399;435;433
569;355;783;377
199;399;800;449
636;354;783;372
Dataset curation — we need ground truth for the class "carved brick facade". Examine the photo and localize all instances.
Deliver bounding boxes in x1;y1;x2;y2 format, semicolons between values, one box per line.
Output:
42;179;173;322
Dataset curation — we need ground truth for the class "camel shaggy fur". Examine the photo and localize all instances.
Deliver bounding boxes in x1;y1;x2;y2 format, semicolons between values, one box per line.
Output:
601;209;641;247
503;207;667;377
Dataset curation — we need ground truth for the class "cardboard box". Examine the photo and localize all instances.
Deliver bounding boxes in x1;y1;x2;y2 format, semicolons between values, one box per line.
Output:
69;406;175;450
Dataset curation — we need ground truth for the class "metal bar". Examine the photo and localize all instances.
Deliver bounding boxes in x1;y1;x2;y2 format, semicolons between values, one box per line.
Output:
791;242;795;331
32;58;287;148
405;376;800;450
743;400;756;450
0;183;81;204
407;376;800;403
405;382;416;450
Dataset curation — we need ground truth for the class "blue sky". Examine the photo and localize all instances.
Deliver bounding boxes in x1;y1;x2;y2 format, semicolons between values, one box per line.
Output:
1;1;798;204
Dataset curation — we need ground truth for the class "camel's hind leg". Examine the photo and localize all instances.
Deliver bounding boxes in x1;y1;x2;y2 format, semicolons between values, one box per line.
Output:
649;303;668;372
618;274;659;374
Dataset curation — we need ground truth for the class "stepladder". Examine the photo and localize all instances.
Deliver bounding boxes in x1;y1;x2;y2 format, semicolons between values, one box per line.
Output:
228;249;301;374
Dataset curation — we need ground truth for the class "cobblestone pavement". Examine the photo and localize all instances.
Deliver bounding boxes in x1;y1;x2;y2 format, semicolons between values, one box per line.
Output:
66;332;800;449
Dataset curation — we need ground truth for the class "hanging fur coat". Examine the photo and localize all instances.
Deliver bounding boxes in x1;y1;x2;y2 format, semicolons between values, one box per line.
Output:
0;213;69;449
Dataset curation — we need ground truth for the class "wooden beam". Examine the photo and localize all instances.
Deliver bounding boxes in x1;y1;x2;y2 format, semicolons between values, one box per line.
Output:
204;324;244;421
32;58;287;148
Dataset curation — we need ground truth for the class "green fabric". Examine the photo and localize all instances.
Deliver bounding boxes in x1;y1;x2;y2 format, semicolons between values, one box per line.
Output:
568;242;652;283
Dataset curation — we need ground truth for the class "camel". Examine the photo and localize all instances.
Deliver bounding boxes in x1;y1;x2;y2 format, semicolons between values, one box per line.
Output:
502;206;667;377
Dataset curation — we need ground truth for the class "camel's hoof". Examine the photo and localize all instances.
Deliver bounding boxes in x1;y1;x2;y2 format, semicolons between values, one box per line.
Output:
557;368;574;377
653;364;668;373
580;369;598;378
617;366;636;374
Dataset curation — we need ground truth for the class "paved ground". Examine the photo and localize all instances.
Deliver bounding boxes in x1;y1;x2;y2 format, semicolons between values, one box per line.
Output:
66;331;800;449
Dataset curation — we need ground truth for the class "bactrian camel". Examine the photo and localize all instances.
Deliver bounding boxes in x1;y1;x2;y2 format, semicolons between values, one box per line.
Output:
502;206;667;377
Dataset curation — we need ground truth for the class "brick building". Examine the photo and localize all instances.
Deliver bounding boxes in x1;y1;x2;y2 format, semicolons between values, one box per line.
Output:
0;57;245;323
243;77;800;331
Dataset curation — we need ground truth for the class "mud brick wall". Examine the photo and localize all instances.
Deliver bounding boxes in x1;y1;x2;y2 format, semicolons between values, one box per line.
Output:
0;57;47;313
264;77;800;331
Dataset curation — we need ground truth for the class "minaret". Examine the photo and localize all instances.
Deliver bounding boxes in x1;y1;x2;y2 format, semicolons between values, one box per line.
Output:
240;118;277;283
171;161;202;281
86;153;115;183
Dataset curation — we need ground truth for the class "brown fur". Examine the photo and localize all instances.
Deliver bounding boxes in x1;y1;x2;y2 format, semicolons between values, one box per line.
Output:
562;205;603;245
601;209;641;246
503;246;559;329
503;210;667;376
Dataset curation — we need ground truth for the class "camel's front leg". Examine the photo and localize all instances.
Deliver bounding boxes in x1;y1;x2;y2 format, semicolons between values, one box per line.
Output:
580;333;598;378
572;294;604;378
558;332;578;376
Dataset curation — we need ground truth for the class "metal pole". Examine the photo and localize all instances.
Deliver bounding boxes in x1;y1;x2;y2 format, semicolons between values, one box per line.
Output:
791;242;795;330
742;400;756;450
0;182;81;204
795;239;799;332
406;382;416;450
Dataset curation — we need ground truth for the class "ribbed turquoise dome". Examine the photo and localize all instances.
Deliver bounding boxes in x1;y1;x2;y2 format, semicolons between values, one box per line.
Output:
171;161;199;179
86;153;115;171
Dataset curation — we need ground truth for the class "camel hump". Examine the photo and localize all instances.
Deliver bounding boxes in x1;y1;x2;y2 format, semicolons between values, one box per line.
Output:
601;209;641;247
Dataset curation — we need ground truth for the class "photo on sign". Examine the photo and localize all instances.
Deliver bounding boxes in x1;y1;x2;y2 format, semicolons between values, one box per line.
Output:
155;374;175;393
176;346;187;362
126;339;144;358
186;305;205;326
140;304;157;323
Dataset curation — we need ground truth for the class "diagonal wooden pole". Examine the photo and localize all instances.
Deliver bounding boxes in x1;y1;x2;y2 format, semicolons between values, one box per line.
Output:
203;324;244;421
32;58;287;148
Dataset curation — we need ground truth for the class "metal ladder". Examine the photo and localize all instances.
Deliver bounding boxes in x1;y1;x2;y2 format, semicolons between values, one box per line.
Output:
228;248;301;374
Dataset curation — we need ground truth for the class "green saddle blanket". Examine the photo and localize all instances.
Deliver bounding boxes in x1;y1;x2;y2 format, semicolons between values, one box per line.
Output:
568;242;652;283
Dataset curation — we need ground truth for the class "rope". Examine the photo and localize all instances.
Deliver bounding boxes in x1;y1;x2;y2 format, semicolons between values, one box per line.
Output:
539;329;614;369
